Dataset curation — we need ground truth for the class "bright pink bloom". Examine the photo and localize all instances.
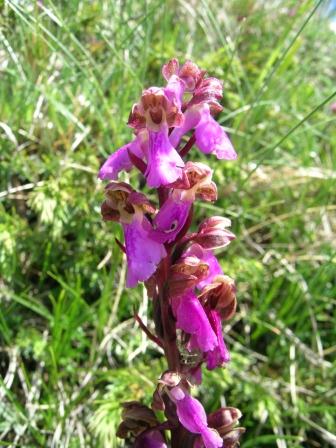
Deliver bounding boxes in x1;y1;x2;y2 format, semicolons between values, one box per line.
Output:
175;291;217;352
169;386;223;448
123;216;167;287
170;103;236;160
98;137;143;180
169;106;202;148
205;310;230;369
145;127;184;188
195;106;237;160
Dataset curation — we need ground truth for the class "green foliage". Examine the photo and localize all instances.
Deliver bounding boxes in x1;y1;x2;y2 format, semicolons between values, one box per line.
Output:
0;0;335;446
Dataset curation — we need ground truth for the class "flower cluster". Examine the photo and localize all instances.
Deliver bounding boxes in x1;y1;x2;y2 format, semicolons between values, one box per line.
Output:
99;59;244;447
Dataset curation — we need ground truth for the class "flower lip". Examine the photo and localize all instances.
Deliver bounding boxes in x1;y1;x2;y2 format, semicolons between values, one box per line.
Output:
205;309;230;369
144;127;185;187
98;137;144;181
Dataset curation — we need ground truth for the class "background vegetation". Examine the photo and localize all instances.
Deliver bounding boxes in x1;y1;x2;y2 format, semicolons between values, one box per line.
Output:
1;0;335;446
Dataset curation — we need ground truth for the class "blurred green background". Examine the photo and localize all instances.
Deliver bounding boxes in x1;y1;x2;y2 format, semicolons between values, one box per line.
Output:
1;0;335;446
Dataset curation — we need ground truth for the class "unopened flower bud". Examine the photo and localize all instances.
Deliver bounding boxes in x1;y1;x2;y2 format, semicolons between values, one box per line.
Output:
188;77;223;114
199;275;237;320
162;58;180;81
162;58;204;92
196;181;217;202
178;60;204;91
195;216;235;250
194;407;244;448
207;407;242;435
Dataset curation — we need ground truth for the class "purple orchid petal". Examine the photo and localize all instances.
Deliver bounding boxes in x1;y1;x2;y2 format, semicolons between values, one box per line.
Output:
184;244;223;289
164;74;185;108
201;428;224;448
172;387;207;433
145;128;184;188
150;193;191;243
135;430;167;448
169;107;202;148
195;107;237;160
206;310;230;370
175;291;217;352
98;138;143;180
123;217;166;288
170;387;223;448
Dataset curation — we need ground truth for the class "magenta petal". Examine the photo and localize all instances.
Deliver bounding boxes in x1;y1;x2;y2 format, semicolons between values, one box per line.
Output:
173;389;208;433
150;194;191;243
201;428;223;448
176;291;217;352
123;217;166;288
206;310;230;370
171;388;223;448
145;129;184;187
169;107;202;148
99;139;143;180
195;107;237;160
164;75;185;108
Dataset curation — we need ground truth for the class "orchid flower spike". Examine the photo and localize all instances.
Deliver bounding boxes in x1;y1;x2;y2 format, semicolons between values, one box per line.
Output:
99;58;244;447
